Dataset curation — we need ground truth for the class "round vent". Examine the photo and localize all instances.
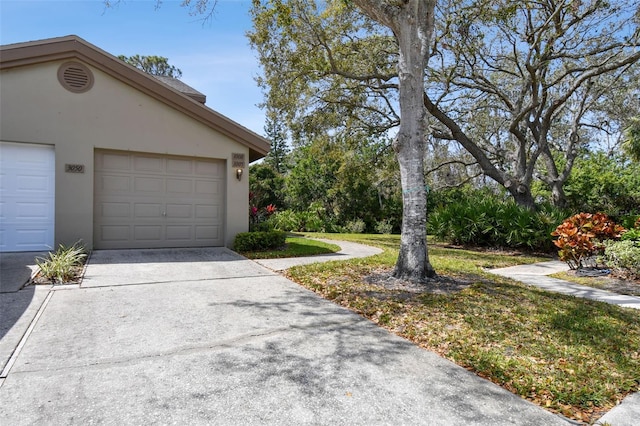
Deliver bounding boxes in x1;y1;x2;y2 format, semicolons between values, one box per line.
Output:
57;62;94;93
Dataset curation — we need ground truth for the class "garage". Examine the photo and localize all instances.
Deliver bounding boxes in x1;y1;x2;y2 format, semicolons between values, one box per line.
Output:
94;150;225;249
2;36;270;249
0;142;55;252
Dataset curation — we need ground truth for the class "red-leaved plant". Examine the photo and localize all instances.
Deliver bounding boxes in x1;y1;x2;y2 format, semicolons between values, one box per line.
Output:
551;212;625;269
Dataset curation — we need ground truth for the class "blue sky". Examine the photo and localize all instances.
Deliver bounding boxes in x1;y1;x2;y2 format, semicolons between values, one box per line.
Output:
0;0;266;135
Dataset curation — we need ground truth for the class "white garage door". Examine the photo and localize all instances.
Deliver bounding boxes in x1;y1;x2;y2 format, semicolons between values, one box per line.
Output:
94;150;224;249
0;142;55;252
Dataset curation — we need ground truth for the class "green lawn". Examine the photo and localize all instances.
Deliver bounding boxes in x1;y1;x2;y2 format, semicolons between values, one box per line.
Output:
282;233;640;424
239;236;340;259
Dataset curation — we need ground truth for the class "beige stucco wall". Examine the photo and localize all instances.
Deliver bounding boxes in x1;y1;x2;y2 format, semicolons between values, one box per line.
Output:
0;60;249;248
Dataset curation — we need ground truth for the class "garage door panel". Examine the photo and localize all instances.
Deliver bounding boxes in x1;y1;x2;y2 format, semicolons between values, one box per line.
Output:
17;202;51;219
166;226;192;240
166;204;192;218
100;202;130;218
99;152;130;171
0;142;55;252
195;180;221;195
134;203;163;218
195;225;220;241
134;176;164;193
94;150;224;249
166;179;192;194
195;204;220;220
133;155;164;173
98;175;131;193
194;160;223;177
99;225;129;242
166;158;193;174
134;225;163;241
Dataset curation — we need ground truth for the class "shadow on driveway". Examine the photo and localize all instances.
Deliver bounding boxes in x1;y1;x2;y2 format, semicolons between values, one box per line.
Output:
0;271;568;425
0;252;44;344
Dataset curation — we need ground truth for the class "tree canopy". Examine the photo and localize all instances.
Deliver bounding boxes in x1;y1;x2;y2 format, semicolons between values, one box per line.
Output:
248;0;640;209
117;54;183;78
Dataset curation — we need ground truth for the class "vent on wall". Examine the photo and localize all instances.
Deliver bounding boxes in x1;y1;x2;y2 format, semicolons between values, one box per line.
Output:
57;62;94;93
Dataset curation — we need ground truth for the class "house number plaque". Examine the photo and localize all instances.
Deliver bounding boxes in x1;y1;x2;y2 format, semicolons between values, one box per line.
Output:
232;153;245;168
65;164;85;173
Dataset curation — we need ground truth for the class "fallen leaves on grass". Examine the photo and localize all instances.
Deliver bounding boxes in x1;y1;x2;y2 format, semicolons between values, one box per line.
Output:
285;237;640;424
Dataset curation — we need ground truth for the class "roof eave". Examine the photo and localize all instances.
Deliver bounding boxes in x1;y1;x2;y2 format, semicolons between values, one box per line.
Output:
0;35;270;162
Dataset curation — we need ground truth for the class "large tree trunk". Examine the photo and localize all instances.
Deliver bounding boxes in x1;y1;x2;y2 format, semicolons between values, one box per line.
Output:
508;186;536;210
353;0;437;281
550;182;567;208
392;7;436;280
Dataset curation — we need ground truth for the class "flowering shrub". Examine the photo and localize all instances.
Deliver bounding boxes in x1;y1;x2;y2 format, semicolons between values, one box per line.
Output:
551;212;625;269
249;196;277;231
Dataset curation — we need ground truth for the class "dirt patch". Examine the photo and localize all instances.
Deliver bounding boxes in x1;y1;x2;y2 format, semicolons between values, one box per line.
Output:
29;265;85;286
364;268;475;295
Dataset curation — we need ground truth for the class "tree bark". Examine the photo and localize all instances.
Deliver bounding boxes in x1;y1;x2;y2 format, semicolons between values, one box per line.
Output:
507;185;536;210
353;0;437;281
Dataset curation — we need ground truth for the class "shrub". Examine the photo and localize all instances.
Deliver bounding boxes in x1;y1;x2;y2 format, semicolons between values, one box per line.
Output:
249;202;277;232
551;213;625;270
233;231;286;252
621;217;640;241
345;218;366;233
603;240;640;280
375;219;394;234
427;193;565;251
268;203;340;233
269;209;304;232
36;241;87;284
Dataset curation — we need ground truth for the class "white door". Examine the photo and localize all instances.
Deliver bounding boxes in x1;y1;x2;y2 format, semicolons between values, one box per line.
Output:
94;150;225;249
0;142;55;252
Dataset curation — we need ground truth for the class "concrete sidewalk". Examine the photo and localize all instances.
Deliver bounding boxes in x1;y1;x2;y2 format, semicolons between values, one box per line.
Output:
488;261;640;310
0;246;570;425
254;238;383;271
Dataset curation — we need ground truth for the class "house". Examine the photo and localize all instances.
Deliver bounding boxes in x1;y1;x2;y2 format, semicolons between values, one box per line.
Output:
0;35;269;252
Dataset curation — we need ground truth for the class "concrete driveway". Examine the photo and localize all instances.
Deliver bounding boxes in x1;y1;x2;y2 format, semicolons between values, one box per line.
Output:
0;247;570;425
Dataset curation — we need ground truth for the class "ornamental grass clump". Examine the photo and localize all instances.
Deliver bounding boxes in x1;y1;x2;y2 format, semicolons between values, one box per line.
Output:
35;241;87;284
551;213;625;270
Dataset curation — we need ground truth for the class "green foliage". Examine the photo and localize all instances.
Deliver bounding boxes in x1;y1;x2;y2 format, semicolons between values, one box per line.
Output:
285;142;339;212
551;213;625;270
35;242;87;284
233;231;287;252
428;191;566;251
117;54;182;78
375;219;394;234
345;218;366;233
268;202;340;233
620;217;640;242
282;135;400;230
240;237;340;259
249;163;286;210
263;112;290;174
603;240;640;280
564;152;640;218
622;117;640;162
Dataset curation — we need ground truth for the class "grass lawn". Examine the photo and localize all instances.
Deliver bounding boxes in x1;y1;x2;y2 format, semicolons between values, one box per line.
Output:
282;233;640;424
239;236;340;259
